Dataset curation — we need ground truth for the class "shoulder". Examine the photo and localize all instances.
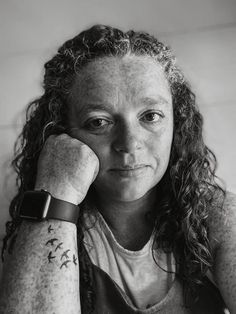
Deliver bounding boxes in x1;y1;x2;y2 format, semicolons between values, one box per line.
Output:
208;190;236;251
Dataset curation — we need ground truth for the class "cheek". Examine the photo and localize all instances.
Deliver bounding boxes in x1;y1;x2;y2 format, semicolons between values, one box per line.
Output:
149;129;173;164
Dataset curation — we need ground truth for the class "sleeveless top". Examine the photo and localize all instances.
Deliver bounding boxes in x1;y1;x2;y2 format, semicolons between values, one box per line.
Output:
82;210;227;314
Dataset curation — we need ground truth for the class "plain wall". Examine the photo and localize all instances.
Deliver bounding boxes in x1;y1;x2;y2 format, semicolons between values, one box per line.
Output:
1;0;236;276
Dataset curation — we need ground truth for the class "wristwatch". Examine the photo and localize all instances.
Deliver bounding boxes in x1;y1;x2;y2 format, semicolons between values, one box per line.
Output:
18;190;79;224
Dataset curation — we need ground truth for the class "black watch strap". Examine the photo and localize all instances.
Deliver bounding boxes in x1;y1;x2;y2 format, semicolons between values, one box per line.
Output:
46;196;79;223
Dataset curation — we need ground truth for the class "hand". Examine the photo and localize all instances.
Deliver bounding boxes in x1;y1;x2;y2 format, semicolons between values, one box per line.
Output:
34;134;99;204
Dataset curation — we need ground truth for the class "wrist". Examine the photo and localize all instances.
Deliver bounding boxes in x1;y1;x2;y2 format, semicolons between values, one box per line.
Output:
34;182;82;205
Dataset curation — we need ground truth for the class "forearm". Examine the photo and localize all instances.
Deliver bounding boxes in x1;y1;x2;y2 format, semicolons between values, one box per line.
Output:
0;219;80;314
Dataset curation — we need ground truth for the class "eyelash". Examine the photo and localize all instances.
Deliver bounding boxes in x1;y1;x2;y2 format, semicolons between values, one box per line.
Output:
140;111;164;123
83;111;164;132
84;118;113;131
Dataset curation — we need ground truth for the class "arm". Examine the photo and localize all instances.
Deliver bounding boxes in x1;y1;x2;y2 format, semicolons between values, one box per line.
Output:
0;220;80;314
209;191;236;313
0;134;99;314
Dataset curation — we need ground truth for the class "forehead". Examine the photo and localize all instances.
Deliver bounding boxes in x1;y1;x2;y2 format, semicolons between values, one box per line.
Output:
70;55;171;104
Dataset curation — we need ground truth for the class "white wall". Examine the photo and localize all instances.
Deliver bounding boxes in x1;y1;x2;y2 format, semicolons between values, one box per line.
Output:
1;0;236;275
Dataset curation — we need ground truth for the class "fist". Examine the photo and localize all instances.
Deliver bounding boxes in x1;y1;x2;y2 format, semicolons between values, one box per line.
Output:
35;134;99;204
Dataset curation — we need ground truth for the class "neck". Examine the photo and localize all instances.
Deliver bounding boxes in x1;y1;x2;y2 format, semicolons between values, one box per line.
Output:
93;189;157;250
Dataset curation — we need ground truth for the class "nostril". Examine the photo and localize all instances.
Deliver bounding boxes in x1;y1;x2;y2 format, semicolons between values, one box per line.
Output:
112;134;142;153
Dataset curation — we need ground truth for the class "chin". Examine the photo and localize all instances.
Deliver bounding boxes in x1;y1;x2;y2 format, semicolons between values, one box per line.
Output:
110;186;152;202
93;175;161;203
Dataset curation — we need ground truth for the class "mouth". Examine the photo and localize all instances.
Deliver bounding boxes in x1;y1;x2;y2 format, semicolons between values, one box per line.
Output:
109;165;148;178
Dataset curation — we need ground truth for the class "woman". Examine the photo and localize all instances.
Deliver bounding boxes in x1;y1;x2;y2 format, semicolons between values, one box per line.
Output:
0;24;235;313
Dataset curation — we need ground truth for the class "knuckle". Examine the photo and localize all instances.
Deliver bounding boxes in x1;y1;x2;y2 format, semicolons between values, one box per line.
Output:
58;133;69;139
45;134;55;144
82;144;93;156
55;133;68;144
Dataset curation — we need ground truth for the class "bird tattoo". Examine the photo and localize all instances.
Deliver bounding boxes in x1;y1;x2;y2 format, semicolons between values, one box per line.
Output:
48;225;54;233
45;238;58;246
60;260;71;269
47;251;56;263
55;242;63;251
73;254;77;265
61;249;70;260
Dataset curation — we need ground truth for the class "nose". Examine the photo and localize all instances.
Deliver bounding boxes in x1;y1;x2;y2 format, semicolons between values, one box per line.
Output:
112;122;142;154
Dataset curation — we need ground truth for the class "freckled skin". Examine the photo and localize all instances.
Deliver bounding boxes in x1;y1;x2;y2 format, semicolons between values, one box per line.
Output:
68;56;236;311
0;220;80;313
208;191;236;313
69;56;173;203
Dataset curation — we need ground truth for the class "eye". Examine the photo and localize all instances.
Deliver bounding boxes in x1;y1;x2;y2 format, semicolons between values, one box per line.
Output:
140;111;164;123
84;118;113;131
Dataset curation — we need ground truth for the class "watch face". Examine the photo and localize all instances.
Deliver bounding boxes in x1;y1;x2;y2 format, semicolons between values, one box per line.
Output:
19;191;51;220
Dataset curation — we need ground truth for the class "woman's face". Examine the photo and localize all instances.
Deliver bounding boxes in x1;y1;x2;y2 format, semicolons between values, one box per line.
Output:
69;55;173;202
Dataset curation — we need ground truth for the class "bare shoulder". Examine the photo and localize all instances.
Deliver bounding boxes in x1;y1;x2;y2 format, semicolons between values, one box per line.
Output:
208;191;236;311
208;190;236;250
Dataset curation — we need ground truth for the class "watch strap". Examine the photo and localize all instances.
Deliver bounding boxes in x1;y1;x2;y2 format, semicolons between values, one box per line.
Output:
46;196;79;224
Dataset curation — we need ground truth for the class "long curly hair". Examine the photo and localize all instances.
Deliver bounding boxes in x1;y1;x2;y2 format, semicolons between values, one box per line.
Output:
2;24;225;312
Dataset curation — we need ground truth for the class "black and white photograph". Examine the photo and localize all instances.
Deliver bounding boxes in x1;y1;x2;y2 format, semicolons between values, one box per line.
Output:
0;1;236;313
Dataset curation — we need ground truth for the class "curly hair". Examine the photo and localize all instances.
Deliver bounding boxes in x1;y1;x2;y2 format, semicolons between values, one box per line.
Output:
2;24;225;312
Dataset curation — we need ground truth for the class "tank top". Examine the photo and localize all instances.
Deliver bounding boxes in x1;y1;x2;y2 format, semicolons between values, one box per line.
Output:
82;210;227;313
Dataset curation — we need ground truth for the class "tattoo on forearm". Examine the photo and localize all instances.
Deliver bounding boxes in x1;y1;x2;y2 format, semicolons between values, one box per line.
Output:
48;225;54;233
45;229;77;270
60;260;72;269
73;254;77;265
46;238;58;246
55;242;63;251
61;249;70;260
47;251;56;263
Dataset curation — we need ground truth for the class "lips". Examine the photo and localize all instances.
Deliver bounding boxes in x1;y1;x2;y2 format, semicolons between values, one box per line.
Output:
109;165;148;178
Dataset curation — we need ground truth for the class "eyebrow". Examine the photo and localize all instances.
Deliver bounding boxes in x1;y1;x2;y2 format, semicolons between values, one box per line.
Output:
76;96;171;116
77;103;112;116
140;96;171;106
